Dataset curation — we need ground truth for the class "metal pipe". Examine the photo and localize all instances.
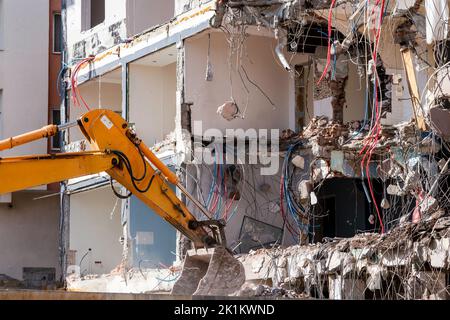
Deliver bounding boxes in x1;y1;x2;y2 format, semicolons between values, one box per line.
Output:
138;141;179;185
177;182;213;220
0;125;58;152
58;120;78;132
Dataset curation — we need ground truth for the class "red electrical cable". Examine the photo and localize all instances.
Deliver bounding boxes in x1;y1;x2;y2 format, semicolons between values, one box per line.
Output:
359;0;386;234
223;190;237;221
209;162;221;213
71;57;94;111
317;0;337;85
279;173;301;237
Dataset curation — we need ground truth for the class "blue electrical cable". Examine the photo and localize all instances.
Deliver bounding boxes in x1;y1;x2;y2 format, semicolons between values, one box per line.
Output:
205;145;218;208
282;142;309;234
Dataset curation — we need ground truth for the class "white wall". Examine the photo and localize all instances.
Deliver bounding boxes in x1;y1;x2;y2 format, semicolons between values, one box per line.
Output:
0;192;60;281
0;0;49;157
69;79;122;142
126;0;175;36
129;63;177;146
185;32;309;133
0;0;4;50
70;188;123;275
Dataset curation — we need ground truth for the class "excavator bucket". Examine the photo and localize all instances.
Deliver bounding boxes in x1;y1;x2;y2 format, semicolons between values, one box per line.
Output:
171;246;245;296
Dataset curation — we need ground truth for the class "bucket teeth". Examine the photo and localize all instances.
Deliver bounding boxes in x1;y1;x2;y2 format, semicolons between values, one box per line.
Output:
171;246;245;296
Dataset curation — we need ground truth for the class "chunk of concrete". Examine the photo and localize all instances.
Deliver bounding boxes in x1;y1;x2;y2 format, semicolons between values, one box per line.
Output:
366;265;384;291
387;184;405;196
420;196;439;215
328;275;365;300
298;180;312;200
405;272;448;300
429;238;448;269
217;101;239;121
331;150;344;173
292;155;305;169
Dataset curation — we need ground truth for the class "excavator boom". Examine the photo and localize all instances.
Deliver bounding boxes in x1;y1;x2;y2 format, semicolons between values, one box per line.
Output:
0;109;245;296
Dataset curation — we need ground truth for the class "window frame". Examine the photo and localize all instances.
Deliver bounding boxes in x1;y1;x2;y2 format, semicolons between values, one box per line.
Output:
50;109;61;151
81;0;106;32
52;12;62;54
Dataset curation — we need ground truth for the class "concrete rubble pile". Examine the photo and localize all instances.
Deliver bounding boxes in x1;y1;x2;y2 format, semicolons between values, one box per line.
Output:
237;214;450;299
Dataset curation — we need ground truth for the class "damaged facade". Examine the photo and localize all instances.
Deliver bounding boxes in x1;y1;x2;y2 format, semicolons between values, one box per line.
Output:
49;0;450;299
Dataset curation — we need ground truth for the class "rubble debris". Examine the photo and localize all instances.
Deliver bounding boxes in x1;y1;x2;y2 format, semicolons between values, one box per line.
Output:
58;0;450;301
298;180;312;200
330;78;347;123
66;268;176;294
172;247;245;296
0;274;23;289
235;283;308;299
237;216;450;300
419;195;439;215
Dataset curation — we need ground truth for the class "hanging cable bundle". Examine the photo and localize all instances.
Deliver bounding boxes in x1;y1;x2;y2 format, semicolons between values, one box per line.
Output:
280;141;308;238
109;149;157;199
317;0;337;85
358;0;387;234
71;56;95;111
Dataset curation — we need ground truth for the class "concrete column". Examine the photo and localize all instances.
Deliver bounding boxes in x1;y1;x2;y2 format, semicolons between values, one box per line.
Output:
175;40;193;260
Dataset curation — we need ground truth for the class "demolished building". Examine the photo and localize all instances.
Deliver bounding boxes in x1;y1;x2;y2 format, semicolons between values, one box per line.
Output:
57;0;450;299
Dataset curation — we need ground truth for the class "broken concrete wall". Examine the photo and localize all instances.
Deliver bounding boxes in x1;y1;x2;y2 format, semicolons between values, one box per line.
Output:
313;52;367;123
380;68;414;125
175;0;214;16
59;0;450;299
184;30;309;133
237;216;450;300
66;0;127;60
66;0;177;61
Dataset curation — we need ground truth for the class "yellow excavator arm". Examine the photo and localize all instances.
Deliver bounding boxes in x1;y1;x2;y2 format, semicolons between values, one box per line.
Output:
0;109;246;296
0;109;215;248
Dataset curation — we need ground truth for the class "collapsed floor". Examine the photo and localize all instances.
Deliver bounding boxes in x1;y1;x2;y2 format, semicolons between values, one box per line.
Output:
55;0;450;300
